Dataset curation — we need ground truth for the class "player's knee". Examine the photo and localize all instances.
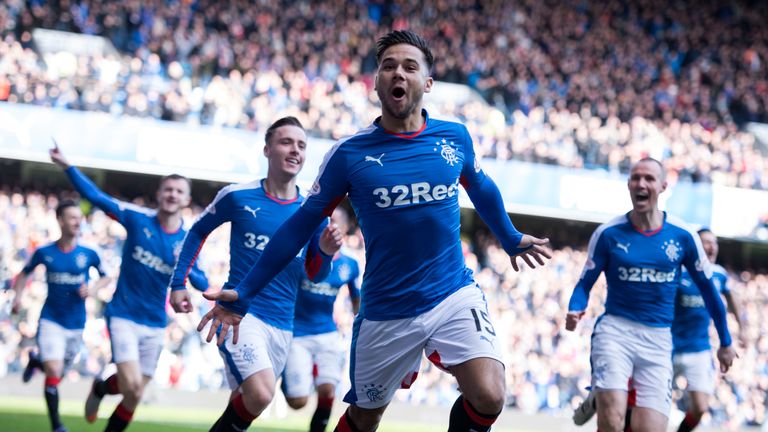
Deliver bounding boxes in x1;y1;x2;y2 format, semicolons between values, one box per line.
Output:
316;383;335;399
597;409;625;432
286;396;308;410
465;388;505;415
243;387;274;413
122;381;144;402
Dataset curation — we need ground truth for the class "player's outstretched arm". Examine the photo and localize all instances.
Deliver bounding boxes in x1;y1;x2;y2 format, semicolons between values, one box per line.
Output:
460;163;552;270
197;289;243;345
49;139;71;169
51;139;126;221
458;127;552;270
565;227;608;330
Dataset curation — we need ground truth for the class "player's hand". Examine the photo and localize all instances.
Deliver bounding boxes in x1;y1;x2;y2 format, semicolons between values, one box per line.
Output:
319;222;343;256
509;235;552;271
565;311;585;331
49;139;71;169
170;289;193;313
716;345;737;373
77;283;88;299
197;290;243;346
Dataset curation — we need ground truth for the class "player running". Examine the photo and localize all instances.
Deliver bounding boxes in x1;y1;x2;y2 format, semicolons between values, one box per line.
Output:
565;158;737;432
671;227;744;432
50;143;209;432
282;206;361;432
169;116;341;432
199;30;551;432
12;199;109;432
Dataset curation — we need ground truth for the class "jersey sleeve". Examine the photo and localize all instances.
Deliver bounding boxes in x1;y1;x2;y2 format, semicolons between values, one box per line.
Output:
304;218;333;282
186;262;209;292
21;249;44;274
347;258;361;299
170;187;231;291
65;166;132;225
682;232;732;347
568;228;609;312
299;142;350;218
458;127;525;255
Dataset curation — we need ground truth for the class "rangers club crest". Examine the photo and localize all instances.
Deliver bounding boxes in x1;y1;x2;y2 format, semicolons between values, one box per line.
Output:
75;253;88;269
661;239;682;262
241;344;256;365
363;384;387;402
435;138;459;166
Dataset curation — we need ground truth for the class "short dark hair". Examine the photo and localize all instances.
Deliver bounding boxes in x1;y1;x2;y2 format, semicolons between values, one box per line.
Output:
697;226;713;235
159;173;192;190
55;199;79;218
376;30;434;72
265;116;304;146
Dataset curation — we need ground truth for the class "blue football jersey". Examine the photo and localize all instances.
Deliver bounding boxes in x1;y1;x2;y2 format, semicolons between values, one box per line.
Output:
22;243;105;329
569;213;730;348
230;111;525;319
170;180;330;331
672;265;730;353
299;113;488;320
294;252;360;337
65;167;209;328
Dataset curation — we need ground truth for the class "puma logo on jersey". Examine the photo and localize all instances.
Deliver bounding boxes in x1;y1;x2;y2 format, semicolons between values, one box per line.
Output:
244;206;260;218
365;153;385;166
616;242;630;253
479;335;495;348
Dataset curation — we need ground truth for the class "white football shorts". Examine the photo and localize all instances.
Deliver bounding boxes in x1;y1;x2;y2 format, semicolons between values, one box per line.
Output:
107;316;165;378
282;331;346;398
673;350;716;395
38;318;83;366
590;314;673;416
218;313;292;391
344;284;503;409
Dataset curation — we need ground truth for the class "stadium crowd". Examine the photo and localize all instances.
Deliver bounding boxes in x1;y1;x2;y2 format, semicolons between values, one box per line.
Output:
1;187;766;429
0;0;767;189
